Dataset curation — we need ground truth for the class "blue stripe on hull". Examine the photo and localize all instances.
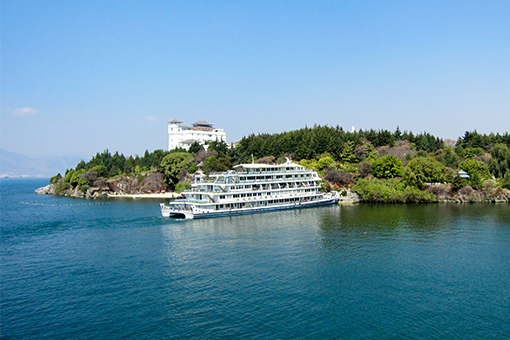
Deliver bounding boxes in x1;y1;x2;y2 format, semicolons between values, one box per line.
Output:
190;199;338;219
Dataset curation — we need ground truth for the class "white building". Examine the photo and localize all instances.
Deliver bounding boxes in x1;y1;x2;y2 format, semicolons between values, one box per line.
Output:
168;119;227;151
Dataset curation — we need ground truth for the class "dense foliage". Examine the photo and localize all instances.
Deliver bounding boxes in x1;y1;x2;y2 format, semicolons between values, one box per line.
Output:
52;127;510;202
231;125;445;163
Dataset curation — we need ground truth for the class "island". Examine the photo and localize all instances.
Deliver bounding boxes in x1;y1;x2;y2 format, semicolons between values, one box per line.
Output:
36;128;510;203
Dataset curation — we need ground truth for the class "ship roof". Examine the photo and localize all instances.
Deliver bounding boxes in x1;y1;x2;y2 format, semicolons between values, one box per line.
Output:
234;160;302;169
168;119;183;124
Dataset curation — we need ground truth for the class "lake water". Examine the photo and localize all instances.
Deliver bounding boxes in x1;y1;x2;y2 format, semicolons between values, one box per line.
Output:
1;178;509;339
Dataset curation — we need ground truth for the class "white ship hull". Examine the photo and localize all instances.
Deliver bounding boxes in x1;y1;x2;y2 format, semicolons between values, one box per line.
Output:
160;194;339;219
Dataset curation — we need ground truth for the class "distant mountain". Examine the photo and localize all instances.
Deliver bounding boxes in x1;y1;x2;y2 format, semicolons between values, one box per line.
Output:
0;149;84;178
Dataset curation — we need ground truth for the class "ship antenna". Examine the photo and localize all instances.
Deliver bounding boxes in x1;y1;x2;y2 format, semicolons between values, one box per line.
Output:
251;154;254;164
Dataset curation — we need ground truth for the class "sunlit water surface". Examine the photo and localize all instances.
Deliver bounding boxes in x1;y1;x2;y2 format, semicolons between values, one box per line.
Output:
1;179;509;339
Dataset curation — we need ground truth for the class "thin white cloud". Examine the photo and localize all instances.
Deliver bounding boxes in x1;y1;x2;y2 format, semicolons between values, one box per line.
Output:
13;107;38;116
145;115;159;122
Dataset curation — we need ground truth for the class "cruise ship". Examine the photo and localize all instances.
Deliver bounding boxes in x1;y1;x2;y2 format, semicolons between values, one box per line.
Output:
160;158;339;219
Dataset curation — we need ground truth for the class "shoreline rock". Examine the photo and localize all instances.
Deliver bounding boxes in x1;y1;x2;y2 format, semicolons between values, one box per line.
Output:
34;172;172;199
34;184;55;195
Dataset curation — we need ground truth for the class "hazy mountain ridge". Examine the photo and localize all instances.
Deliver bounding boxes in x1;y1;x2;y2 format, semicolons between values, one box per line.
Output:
0;149;83;178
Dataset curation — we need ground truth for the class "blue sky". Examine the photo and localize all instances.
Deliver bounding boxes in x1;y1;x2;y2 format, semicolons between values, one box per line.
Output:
2;0;509;159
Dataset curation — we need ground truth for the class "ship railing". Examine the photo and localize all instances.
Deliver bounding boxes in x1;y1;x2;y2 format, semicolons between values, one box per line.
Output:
238;177;312;184
177;199;210;203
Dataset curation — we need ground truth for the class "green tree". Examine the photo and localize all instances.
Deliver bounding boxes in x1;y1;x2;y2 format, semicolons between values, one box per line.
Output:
207;140;228;157
174;181;191;193
434;146;459;169
402;156;446;189
188;141;204;154
372;155;403;179
502;170;510;190
50;173;62;184
187;164;198;174
159;152;193;185
459;159;491;189
489;143;510;178
316;156;336;172
202;156;230;174
90;165;108;177
123;156;135;174
69;169;90;191
452;174;469;192
63;169;75;183
339;140;356;163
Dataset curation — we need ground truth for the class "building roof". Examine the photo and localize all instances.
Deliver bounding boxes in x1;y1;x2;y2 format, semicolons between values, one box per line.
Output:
168;119;183;124
458;170;470;178
192;120;213;127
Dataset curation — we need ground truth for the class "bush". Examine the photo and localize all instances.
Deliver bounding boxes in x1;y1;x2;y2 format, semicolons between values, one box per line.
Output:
459;159;491;189
202;156;230;174
174;181;191;194
372;155;403;179
402;156;446;189
503;171;510;190
187;164;198;174
452;175;469;192
50;173;62;184
353;177;435;203
324;168;354;187
460;186;473;195
159;152;194;185
357;160;372;178
53;181;71;194
482;179;497;196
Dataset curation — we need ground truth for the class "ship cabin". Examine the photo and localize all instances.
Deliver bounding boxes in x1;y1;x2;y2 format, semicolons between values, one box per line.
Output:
180;160;322;205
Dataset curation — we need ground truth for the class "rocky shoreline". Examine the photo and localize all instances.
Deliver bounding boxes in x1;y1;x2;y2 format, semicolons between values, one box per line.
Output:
435;193;510;203
427;183;510;203
35;182;510;203
35;172;172;199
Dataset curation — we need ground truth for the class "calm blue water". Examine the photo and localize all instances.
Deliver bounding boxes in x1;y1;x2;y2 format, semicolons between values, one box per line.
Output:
1;178;510;339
